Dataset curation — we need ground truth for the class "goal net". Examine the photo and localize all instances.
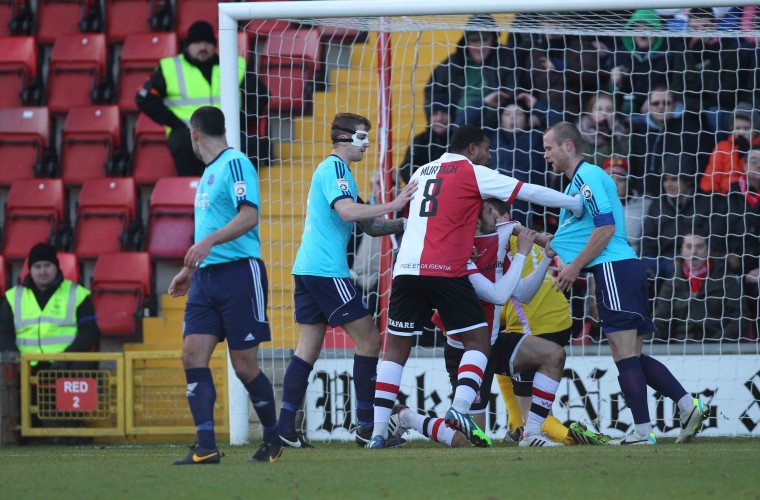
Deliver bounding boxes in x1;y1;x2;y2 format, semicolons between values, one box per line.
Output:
222;1;760;443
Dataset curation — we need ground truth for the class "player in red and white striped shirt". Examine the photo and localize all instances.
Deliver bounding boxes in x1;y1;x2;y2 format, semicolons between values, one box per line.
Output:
368;125;584;449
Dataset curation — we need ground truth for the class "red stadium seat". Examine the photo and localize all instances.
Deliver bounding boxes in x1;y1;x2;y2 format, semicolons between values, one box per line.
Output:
174;0;238;41
131;113;174;185
73;177;136;259
36;0;95;45
105;0;152;43
118;32;178;113
238;30;248;57
20;251;79;283
246;19;291;42
0;255;6;293
0;107;50;187
260;28;321;77
91;252;150;336
1;179;64;261
145;177;199;260
60;105;121;186
261;64;309;113
0;1;13;37
319;26;366;45
0;36;37;108
46;33;107;114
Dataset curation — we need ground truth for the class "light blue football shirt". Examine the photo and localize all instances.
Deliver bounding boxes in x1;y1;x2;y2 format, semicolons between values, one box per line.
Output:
194;148;261;267
292;155;358;278
552;161;637;268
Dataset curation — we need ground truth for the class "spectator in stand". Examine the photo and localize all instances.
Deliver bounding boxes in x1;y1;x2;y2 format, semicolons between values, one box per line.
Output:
641;155;715;281
628;85;712;196
460;100;545;227
610;9;684;117
603;155;650;256
511;13;613;120
722;146;760;335
740;6;759;44
0;243;100;369
700;103;760;195
738;13;760;107
670;8;740;135
656;7;739;31
136;20;269;176
424;14;516;124
577;92;629;168
398;104;451;184
654;230;743;343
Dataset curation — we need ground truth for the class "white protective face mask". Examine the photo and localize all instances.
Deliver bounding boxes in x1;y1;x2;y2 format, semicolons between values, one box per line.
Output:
350;130;369;148
333;125;369;148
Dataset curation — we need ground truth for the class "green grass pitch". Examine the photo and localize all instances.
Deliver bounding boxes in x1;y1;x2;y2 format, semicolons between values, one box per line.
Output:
1;439;758;499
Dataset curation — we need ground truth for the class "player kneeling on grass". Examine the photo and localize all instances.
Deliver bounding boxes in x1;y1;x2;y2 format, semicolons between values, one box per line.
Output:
490;200;609;446
391;200;567;447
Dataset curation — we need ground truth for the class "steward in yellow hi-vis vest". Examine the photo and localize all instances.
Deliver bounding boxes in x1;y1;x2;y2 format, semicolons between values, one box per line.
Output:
0;244;100;368
135;20;270;177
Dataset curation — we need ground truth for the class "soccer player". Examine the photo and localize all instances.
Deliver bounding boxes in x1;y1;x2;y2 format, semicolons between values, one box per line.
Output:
169;106;280;464
543;121;709;445
490;199;609;446
279;113;417;448
426;199;568;447
368;125;585;449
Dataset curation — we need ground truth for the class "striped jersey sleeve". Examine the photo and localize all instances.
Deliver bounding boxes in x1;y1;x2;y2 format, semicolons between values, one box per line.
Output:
320;156;354;208
226;155;260;210
573;166;614;227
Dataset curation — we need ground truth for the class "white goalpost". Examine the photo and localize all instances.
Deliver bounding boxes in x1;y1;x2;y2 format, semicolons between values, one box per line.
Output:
219;0;760;445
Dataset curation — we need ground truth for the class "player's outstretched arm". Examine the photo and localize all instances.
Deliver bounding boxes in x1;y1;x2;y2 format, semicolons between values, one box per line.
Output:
512;225;553;248
468;229;538;305
512;249;552;304
516;183;584;217
357;217;405;237
334;181;417;222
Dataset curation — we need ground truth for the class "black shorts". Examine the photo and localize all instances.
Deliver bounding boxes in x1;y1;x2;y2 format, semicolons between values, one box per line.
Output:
184;258;271;349
387;275;487;336
444;332;528;413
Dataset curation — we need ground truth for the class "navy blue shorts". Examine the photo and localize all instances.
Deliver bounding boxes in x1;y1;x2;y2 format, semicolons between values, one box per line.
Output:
590;259;656;335
184;258;271;349
293;275;369;327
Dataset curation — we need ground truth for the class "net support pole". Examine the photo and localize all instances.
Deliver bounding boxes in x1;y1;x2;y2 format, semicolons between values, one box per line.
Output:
219;9;249;446
376;23;394;340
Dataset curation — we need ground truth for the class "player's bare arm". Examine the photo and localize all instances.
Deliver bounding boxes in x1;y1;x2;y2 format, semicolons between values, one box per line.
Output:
168;266;196;297
183;204;259;269
334;180;418;222
515;183;584;217
469;230;537;305
357;217;405;237
512;224;553;248
551;224;614;293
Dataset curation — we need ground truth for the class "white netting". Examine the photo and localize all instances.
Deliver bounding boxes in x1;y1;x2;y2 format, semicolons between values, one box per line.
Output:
237;5;760;440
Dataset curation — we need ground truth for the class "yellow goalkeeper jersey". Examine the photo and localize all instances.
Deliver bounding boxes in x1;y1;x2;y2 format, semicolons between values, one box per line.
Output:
501;239;572;335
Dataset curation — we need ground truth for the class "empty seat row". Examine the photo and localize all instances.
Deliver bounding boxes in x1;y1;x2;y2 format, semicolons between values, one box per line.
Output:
0;107;173;187
0;177;198;262
0;33;108;111
1;21;344;111
5;0;244;42
2;0;358;43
